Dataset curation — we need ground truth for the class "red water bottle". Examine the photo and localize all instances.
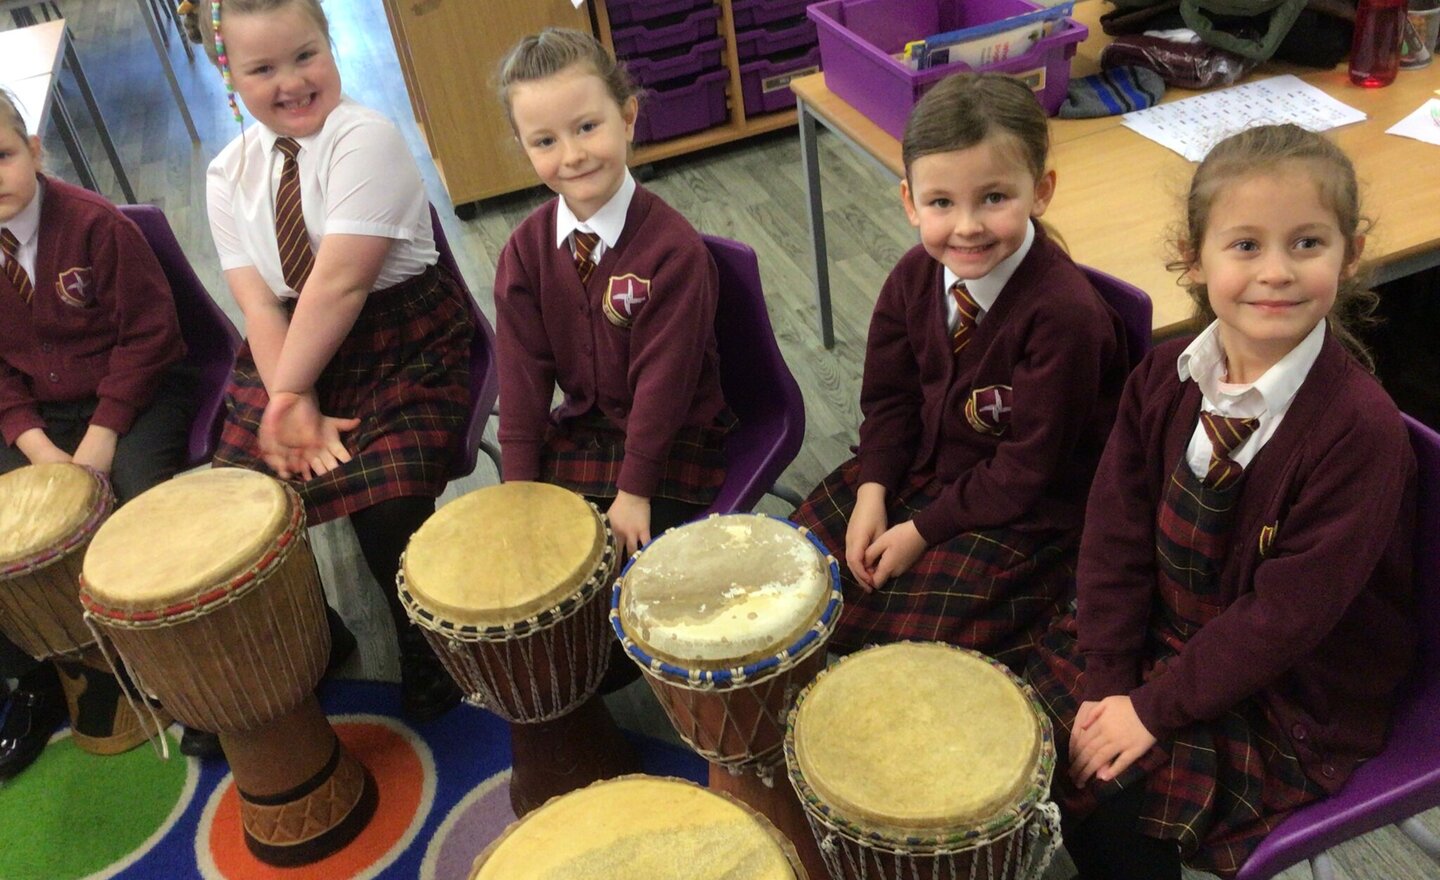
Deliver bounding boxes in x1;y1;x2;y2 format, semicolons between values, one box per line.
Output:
1350;0;1406;86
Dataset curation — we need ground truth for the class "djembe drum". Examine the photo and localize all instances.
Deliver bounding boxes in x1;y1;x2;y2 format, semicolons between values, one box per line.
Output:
785;642;1061;880
0;463;152;754
79;468;376;866
398;481;637;816
469;775;807;879
611;514;841;879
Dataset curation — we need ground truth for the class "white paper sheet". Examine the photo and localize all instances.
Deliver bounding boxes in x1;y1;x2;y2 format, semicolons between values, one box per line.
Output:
1121;75;1368;162
1385;98;1440;146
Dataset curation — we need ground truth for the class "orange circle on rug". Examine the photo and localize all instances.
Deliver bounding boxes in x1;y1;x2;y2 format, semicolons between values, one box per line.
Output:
201;720;430;878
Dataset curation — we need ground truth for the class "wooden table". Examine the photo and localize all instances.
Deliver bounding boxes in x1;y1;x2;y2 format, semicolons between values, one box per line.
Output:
791;2;1440;346
0;19;136;203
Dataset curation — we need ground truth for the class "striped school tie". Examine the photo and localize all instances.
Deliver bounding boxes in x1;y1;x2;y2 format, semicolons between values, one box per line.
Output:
1;228;32;304
573;230;600;285
950;280;981;354
1200;412;1260;489
273;137;315;293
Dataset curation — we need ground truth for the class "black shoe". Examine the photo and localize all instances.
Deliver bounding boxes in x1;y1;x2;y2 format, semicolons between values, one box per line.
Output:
325;605;358;677
179;726;223;759
0;665;66;782
398;628;462;724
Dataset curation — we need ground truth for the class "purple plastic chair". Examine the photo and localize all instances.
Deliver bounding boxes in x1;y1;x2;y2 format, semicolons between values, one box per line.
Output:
701;234;807;514
118;204;242;469
429;205;500;480
1236;414;1440;880
1080;265;1154;368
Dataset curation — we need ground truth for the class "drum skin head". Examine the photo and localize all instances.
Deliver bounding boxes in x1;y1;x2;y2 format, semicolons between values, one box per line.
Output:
794;642;1040;834
618;515;832;669
402;482;606;627
0;464;108;569
81;468;292;610
471;775;797;880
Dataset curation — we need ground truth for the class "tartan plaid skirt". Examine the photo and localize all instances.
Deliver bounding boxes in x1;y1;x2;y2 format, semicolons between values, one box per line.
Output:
214;264;472;525
541;409;733;506
789;457;1076;671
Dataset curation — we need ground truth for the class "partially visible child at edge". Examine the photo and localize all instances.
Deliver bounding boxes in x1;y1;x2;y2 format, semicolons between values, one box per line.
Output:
1026;123;1417;880
0;87;194;769
185;0;472;722
789;72;1128;671
492;28;731;558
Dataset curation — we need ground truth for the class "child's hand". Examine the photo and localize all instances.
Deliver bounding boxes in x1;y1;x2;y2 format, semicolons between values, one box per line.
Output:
1068;696;1156;789
71;425;118;473
864;520;928;589
260;391;357;480
607;491;651;557
15;428;71;466
845;483;889;591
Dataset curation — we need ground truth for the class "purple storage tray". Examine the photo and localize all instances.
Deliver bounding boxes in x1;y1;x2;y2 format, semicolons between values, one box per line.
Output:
734;15;818;61
808;0;1087;138
612;5;722;56
625;38;727;86
634;67;731;143
607;0;713;27
732;0;815;29
741;44;822;115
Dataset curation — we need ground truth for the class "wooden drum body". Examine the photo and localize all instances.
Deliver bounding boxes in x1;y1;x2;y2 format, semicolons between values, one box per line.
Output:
0;464;113;662
612;514;841;777
470;775;807;880
80;468;376;867
785;643;1060;880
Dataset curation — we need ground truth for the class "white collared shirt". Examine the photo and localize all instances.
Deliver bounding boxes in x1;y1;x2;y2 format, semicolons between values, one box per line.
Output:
1;176;43;281
555;170;636;266
942;219;1036;331
206;97;437;299
1176;318;1327;478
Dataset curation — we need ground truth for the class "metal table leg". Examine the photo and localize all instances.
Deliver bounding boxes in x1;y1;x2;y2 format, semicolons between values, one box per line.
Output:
133;0;200;144
796;96;835;350
61;32;137;203
49;87;98;192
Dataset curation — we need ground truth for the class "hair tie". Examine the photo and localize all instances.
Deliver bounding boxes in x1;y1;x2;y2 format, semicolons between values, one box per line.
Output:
212;0;242;123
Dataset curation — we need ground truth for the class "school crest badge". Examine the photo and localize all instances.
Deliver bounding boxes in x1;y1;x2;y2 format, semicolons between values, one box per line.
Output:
55;267;95;308
1258;521;1279;558
603;274;650;328
965;385;1013;435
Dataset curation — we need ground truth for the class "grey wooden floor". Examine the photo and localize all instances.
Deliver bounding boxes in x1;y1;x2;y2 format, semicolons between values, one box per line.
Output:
22;2;1438;877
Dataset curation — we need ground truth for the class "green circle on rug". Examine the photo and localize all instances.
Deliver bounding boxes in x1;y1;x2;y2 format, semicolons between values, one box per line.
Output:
0;731;190;879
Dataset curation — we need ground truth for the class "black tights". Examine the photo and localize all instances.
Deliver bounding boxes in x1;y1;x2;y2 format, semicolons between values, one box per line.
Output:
349;496;436;640
1063;783;1183;880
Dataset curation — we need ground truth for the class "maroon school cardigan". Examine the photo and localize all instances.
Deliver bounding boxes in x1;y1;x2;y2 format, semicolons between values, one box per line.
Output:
857;229;1128;544
1078;334;1417;792
0;176;184;443
493;185;726;498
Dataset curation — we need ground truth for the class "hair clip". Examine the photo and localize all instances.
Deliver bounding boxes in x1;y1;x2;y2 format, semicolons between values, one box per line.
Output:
212;0;242;122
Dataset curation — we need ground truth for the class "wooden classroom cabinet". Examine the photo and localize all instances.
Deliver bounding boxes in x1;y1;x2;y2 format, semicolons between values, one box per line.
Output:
382;0;801;215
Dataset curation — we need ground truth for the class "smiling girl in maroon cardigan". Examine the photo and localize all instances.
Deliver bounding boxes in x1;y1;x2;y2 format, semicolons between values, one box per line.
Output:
1026;124;1417;880
790;73;1128;670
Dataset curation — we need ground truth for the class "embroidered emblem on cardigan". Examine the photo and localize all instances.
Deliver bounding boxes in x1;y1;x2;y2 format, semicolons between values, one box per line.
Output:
965;385;1013;435
1258;521;1279;558
55;266;95;308
603;274;650;328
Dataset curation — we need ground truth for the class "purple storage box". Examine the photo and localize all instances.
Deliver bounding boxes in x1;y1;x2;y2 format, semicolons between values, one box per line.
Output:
732;0;816;29
734;15;818;61
634;67;731;143
612;5;722;56
625;38;727;86
607;0;713;28
741;44;821;115
808;0;1087;138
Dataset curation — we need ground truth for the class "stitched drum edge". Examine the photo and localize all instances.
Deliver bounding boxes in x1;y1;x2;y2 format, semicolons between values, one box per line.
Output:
397;504;617;642
0;469;114;578
609;515;842;691
782;643;1058;854
78;485;308;628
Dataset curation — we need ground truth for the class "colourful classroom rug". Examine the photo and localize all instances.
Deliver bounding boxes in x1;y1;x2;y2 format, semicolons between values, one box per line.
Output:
0;680;705;879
